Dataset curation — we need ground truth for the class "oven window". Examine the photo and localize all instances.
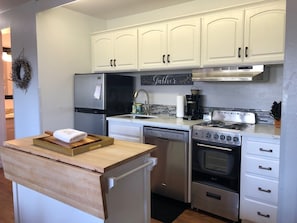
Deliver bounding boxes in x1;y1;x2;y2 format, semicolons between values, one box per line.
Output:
204;151;230;174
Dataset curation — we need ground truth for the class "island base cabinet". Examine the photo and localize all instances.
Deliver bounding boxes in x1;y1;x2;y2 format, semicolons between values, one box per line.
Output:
13;183;103;223
2;146;155;223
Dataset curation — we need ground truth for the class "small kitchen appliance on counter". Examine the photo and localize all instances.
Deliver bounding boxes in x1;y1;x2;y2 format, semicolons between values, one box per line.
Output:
74;73;134;135
183;90;203;120
191;110;256;222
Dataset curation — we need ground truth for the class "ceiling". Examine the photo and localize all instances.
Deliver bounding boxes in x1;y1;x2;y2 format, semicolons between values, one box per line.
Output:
0;0;194;19
0;0;31;14
63;0;194;19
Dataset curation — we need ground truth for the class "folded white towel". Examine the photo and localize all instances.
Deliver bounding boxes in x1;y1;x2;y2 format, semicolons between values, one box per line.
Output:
53;128;87;143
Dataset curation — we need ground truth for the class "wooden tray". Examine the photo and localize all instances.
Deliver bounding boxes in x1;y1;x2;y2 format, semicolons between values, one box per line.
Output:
33;133;114;156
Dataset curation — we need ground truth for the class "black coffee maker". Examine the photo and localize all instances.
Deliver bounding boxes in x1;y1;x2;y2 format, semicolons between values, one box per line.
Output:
184;90;203;120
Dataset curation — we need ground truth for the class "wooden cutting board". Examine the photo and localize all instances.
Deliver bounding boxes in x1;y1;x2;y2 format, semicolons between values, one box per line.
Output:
33;133;114;156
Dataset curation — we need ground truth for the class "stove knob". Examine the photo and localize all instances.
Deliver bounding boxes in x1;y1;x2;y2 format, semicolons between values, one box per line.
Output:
226;135;232;141
214;133;219;139
220;135;225;140
233;137;239;142
206;132;212;139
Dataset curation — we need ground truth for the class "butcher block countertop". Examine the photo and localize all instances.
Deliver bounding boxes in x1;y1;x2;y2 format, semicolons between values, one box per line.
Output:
0;135;156;219
2;135;156;173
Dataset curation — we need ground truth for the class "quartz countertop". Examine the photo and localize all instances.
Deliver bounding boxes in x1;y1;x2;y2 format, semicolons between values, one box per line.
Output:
107;114;203;131
107;114;280;137
242;124;280;138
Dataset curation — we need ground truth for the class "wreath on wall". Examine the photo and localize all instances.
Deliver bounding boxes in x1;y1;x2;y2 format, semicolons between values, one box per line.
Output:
11;49;32;92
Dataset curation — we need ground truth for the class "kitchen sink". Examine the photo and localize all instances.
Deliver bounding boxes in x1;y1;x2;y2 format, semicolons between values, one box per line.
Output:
119;114;158;119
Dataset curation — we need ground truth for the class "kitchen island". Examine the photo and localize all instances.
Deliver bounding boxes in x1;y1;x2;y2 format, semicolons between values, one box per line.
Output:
0;135;156;223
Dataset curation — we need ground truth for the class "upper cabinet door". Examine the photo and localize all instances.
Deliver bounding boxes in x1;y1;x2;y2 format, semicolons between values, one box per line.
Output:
138;23;167;70
113;28;138;71
139;18;201;70
243;2;286;64
167;17;201;68
92;33;113;72
92;28;138;72
201;10;244;66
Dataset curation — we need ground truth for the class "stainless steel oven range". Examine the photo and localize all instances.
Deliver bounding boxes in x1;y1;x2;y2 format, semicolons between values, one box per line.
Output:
191;110;256;222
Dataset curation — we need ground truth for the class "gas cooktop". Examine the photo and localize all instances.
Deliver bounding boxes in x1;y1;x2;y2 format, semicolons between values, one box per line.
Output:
192;110;256;146
197;120;248;130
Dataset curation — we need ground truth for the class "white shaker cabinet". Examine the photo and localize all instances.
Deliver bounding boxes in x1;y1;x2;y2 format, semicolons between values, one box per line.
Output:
201;10;243;66
243;1;286;64
108;120;143;143
91;28;138;72
138;17;201;70
201;2;285;66
240;135;280;223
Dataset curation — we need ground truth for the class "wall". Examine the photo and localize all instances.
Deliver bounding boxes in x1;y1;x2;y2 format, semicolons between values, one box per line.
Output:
0;0;78;140
36;7;105;131
105;0;284;113
278;0;297;221
107;0;283;29
133;65;283;112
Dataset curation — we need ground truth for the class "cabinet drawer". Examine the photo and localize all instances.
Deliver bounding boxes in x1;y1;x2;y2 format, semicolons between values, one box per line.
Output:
240;198;277;223
245;156;279;178
243;175;278;205
246;140;280;158
108;133;141;143
191;182;239;222
109;123;142;137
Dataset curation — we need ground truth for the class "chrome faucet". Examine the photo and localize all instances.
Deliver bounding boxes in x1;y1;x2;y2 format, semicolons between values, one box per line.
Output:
133;89;150;115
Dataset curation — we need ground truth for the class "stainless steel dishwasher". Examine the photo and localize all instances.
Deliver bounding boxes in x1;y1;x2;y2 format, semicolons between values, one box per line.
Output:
143;126;189;202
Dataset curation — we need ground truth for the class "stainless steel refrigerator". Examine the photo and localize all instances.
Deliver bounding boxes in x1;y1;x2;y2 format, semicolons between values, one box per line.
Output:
74;73;134;135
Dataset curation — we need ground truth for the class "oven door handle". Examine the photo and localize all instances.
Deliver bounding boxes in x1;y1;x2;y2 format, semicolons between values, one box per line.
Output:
196;143;232;152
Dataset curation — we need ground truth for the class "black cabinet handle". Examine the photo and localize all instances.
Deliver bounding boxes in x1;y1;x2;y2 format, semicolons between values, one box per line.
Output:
259;148;273;153
238;47;241;58
206;192;221;200
162;54;166;63
257;211;270;218
110;59;113;67
167;54;170;63
259;165;272;171
258;187;271;193
245;46;248;57
113;59;116;67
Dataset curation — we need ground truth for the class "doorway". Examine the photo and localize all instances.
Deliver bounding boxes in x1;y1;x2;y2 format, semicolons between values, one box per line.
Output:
1;28;14;142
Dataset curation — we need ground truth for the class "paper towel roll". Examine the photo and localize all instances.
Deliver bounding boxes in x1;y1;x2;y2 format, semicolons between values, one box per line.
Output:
176;95;184;118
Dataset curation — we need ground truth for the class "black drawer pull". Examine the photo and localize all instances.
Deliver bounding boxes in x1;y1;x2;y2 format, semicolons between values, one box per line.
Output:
110;59;113;67
258;187;271;193
206;192;221;200
238;47;241;58
259;148;273;153
259;165;272;171
162;54;166;63
113;59;116;67
257;211;270;218
167;54;170;63
245;46;249;57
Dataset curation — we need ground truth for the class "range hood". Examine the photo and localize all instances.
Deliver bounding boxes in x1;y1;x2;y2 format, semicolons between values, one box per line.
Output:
192;65;265;81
